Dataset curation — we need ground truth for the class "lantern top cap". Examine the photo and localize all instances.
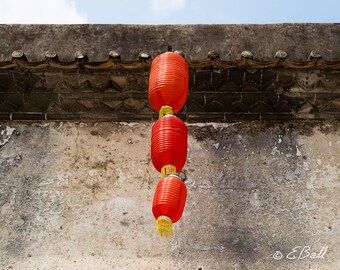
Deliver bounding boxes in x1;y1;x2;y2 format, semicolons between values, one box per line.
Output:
167;174;183;180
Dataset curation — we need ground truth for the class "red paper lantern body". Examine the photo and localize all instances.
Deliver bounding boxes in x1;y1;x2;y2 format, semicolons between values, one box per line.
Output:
151;115;187;173
152;175;187;223
148;52;189;113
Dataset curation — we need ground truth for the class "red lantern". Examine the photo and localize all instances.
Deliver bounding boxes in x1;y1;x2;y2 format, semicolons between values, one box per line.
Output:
151;115;187;175
148;52;189;113
152;175;187;237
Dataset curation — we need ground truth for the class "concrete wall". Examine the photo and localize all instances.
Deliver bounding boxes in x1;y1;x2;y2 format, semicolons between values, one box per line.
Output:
0;121;339;270
1;24;340;61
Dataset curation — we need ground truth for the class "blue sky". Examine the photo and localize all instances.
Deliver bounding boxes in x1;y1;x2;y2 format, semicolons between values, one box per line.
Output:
0;0;339;24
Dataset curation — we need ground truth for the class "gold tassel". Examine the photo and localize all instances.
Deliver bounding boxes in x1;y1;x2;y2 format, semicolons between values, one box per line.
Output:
156;216;173;238
159;105;173;119
161;164;176;178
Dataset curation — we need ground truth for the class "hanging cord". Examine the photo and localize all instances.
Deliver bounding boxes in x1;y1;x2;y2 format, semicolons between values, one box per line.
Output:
177;170;187;182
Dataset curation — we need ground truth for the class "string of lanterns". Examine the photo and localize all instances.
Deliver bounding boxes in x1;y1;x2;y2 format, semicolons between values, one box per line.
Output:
148;51;189;237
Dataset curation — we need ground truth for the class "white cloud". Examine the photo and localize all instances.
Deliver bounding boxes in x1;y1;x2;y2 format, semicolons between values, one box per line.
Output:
150;0;186;16
0;0;87;24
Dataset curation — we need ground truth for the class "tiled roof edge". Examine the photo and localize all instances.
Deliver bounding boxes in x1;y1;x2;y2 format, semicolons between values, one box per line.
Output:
0;24;339;62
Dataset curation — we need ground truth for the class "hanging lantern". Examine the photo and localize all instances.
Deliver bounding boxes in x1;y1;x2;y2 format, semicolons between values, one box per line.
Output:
148;52;189;113
148;50;190;237
151;115;187;177
152;175;187;237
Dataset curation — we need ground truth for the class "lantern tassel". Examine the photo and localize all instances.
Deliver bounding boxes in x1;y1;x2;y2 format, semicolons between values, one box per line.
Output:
161;164;176;178
159;105;173;118
156;216;173;238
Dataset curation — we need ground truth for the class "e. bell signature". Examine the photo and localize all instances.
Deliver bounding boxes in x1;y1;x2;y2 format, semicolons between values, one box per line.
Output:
273;246;328;261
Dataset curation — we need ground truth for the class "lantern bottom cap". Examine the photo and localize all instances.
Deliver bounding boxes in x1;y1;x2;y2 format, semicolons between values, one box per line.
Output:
159;105;173;118
161;164;176;178
156;216;173;238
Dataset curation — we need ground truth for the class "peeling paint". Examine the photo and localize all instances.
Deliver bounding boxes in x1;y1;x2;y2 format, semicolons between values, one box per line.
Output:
296;145;302;156
0;126;16;147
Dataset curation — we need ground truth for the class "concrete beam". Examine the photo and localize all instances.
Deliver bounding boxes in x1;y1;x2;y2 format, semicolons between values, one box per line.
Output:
0;24;339;62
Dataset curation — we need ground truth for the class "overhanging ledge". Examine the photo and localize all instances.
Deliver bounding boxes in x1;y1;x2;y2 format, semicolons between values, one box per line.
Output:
0;24;339;122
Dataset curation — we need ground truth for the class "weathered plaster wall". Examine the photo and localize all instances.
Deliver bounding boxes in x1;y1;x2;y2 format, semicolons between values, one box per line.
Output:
0;121;339;270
